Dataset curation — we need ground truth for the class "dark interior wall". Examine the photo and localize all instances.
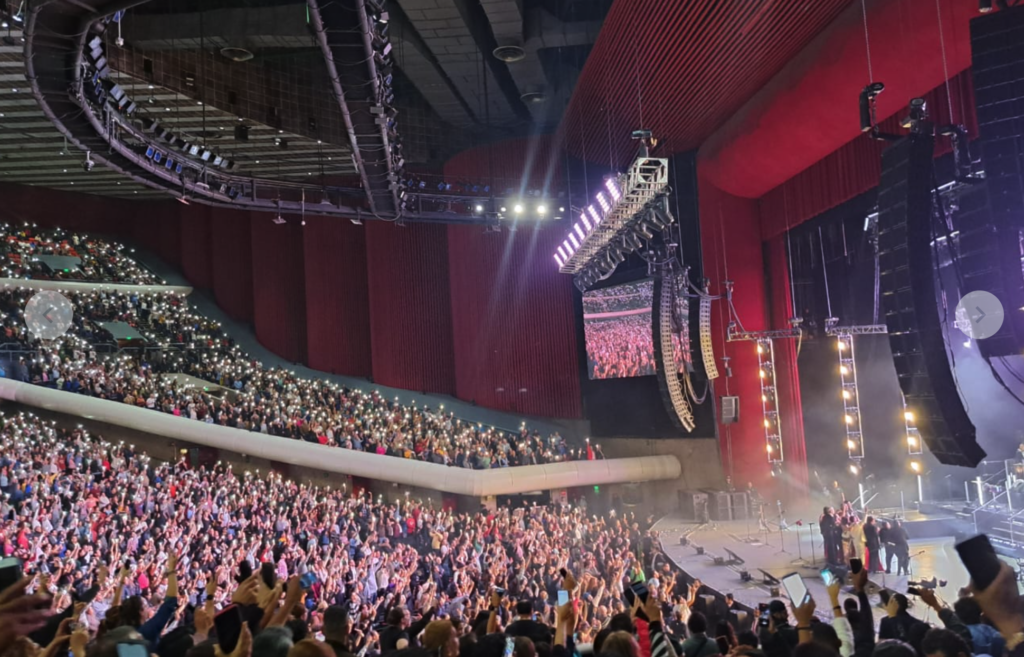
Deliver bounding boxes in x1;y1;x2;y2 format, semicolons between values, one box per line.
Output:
250;213;308;364
209;208;255;322
303;215;373;378
447;222;582;418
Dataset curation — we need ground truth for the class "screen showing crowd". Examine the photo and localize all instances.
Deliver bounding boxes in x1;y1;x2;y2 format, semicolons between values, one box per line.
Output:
583;280;656;380
584;279;691;381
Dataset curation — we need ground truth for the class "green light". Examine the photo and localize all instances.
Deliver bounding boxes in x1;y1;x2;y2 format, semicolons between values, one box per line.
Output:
593;485;599;493
63;269;70;272
126;336;131;340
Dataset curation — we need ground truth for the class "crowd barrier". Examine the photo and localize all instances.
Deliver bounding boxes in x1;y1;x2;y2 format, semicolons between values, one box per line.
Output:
0;379;681;496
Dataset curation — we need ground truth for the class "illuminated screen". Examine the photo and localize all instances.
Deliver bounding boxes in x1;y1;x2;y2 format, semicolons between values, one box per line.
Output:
583;280;655;380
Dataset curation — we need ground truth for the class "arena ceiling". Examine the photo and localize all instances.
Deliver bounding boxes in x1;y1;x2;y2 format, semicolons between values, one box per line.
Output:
0;0;607;200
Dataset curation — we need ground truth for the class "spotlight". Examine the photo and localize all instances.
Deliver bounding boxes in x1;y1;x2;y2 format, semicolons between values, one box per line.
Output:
904;411;914;422
82;152;95;172
474;205;484;213
513;204;524;214
910;461;921;473
500;207;507;213
537;205;547;215
847;439;856;450
849;464;859;475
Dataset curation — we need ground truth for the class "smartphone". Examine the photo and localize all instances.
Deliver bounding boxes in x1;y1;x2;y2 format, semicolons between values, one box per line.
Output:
0;557;22;593
820;568;835;587
630;581;649;604
557;590;569;606
215;604;244;653
956;534;1002;590
300;572;318;590
559;568;568;579
494;587;506;597
503;637;515;657
907;587;922;596
757;603;770;628
781;572;809;606
849;558;863;575
260;562;276;589
116;645;148;657
237;560;252;584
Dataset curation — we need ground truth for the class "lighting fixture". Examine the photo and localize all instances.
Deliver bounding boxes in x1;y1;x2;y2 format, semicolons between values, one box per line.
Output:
910;461;921;473
849;464;859;475
537;205;547;215
513;204;524;214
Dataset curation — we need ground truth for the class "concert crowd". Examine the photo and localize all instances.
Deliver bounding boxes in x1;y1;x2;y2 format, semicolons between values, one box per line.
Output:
0;286;581;469
585;314;656;380
0;227;160;285
0;411;1018;657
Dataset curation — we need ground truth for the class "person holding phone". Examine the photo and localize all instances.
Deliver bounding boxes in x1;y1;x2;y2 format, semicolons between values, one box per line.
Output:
506;600;553;647
759;600;797;657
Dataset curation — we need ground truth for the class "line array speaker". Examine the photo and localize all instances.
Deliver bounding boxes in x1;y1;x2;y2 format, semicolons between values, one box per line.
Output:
877;133;984;467
967;6;1024;357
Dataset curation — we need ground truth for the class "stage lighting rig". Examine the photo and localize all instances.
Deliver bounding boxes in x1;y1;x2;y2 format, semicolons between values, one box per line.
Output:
554;143;669;277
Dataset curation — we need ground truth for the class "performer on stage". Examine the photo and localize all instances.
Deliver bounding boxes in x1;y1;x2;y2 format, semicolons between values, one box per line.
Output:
819;507;842;566
863;516;884;573
891;519;911;576
1017;441;1024;465
880;520;897;574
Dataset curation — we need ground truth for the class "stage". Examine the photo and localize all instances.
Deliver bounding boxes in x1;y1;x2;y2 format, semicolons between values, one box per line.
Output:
653;513;979;628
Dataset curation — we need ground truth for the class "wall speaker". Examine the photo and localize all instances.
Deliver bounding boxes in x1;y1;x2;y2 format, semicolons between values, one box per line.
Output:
876;133;984;466
720;395;739;424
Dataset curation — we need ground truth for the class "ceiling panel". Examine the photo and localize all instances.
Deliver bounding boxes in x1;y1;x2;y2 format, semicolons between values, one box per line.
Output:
560;0;857;166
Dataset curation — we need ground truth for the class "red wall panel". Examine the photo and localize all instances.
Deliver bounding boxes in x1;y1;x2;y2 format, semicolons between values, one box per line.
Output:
179;205;212;288
447;223;581;418
303;216;372;377
759;72;978;239
250;215;307;363
365;221;454;394
129;201;181;266
0;183;132;235
766;236;808;492
209;209;255;323
698;171;785;491
699;0;979;198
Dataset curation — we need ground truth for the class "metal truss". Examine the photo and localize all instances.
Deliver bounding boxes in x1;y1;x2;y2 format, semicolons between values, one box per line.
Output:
558;157;669;273
757;338;784;466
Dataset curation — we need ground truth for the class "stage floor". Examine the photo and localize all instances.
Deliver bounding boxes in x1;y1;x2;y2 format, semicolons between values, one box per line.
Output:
653;514;976;628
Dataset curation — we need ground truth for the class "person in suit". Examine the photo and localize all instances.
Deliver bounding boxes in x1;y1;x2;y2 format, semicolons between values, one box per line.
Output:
863;516;884;573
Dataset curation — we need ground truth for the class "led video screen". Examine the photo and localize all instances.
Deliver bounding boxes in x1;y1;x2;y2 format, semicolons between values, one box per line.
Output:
583;280;656;380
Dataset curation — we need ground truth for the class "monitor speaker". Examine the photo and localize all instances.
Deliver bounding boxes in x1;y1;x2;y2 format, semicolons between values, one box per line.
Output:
876;133;984;467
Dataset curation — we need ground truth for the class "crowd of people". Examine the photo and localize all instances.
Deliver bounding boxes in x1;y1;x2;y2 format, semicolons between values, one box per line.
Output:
0;284;581;469
0;226;160;285
0;410;1020;657
584;315;656;380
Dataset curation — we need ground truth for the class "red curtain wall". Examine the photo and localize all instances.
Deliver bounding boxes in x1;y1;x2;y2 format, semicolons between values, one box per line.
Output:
766;236;808;491
364;221;455;394
447;223;582;418
250;215;307;363
698;171;810;492
209;209;255;322
759;72;978;239
303;216;372;377
179;205;212;288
